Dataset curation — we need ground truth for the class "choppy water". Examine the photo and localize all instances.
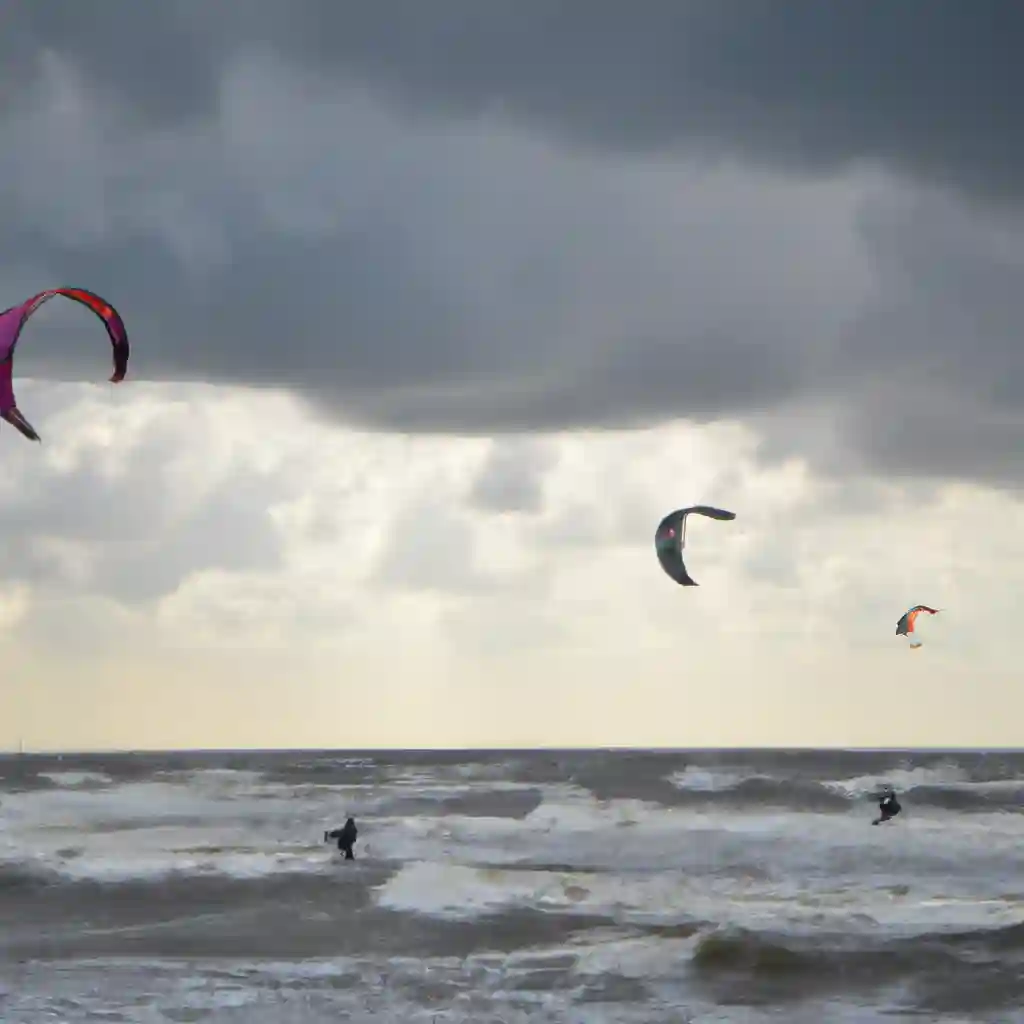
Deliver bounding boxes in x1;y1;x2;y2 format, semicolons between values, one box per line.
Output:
2;748;1024;1022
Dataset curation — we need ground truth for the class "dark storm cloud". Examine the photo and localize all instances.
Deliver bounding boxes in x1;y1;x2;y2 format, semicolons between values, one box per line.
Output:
5;1;1021;196
1;2;1022;485
815;187;1024;487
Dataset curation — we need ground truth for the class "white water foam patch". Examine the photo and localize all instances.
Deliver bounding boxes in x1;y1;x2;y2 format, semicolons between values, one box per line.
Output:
0;815;340;884
36;770;113;787
4;768;1024;897
668;766;759;792
377;762;526;791
0;777;273;830
0;779;649;879
0;772;358;880
1;764;440;835
376;861;560;919
0;956;936;1024
826;763;971;798
159;768;276;798
0;780;696;886
363;786;713;869
366;786;1024;936
523;786;664;832
570;934;703;978
53;838;336;883
0;954;713;1024
374;857;1024;937
0;767;549;882
288;757;378;771
0;955;998;1024
367;781;1024;879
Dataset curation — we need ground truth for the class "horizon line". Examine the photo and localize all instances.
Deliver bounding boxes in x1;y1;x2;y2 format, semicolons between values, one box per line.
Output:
3;744;1022;758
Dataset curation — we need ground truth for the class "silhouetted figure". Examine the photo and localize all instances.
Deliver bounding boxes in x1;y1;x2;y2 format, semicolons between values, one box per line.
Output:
325;817;358;859
872;789;901;825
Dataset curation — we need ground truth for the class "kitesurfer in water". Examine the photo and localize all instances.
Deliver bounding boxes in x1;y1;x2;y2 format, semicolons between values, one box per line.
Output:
872;788;901;825
324;817;358;859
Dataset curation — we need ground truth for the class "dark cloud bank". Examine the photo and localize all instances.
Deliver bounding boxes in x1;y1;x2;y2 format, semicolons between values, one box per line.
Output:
1;1;1021;486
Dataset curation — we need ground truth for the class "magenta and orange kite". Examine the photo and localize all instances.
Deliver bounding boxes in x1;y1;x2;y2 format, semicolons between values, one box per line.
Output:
0;288;129;442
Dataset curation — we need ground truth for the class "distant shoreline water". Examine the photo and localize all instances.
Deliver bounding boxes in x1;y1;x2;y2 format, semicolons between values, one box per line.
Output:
6;744;1024;757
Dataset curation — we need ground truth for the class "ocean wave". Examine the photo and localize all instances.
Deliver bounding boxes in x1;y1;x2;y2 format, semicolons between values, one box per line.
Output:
668;772;852;810
6;867;1024;1017
687;920;1024;1013
824;763;972;798
0;861;61;892
666;761;1024;813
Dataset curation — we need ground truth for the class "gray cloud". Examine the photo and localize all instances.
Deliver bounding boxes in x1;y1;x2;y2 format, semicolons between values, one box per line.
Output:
374;497;486;594
469;439;555;514
375;493;550;596
0;424;284;602
1;3;1021;486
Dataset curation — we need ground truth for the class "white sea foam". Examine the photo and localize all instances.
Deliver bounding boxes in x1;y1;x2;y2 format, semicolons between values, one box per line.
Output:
668;766;756;792
36;770;113;787
825;763;971;798
1;762;1024;940
5;753;1024;1022
372;855;1024;936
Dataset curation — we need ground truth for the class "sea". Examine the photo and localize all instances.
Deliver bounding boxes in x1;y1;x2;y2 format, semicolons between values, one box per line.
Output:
2;748;1024;1023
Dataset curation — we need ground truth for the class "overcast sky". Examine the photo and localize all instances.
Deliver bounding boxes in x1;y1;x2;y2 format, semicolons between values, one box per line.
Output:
1;1;1020;751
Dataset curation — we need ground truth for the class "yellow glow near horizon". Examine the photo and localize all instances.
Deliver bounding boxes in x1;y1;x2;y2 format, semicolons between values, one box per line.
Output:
0;383;1019;753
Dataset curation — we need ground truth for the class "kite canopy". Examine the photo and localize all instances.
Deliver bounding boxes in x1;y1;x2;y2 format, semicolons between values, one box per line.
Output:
0;287;129;442
896;605;940;648
654;505;736;587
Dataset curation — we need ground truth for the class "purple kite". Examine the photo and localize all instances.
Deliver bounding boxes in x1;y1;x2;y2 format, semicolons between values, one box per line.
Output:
0;288;130;442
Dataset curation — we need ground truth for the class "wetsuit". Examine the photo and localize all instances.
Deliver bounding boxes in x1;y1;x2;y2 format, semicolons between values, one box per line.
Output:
325;817;358;859
872;792;901;825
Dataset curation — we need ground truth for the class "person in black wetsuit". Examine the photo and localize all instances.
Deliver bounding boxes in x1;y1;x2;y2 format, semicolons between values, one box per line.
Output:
872;788;901;825
324;817;358;859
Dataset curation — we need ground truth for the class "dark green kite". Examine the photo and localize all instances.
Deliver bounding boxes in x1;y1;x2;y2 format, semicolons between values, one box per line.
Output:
654;506;736;587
